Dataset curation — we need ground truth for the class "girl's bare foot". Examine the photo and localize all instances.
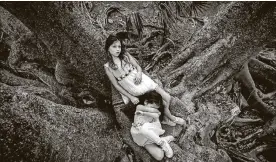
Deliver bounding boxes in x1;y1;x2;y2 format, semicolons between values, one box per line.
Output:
173;116;186;125
161;116;176;126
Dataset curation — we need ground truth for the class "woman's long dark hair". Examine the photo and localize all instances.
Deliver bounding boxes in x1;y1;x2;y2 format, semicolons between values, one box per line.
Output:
139;91;165;121
105;34;127;70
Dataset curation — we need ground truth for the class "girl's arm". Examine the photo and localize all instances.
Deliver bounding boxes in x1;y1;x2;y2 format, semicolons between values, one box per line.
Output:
126;52;142;73
141;111;160;119
135;109;160;119
135;105;160;118
104;66;138;103
136;105;160;113
126;52;142;84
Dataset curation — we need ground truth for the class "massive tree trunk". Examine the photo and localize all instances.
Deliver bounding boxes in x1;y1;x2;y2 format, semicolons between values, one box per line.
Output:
0;3;124;162
0;83;123;162
0;2;110;98
159;2;275;100
0;1;276;162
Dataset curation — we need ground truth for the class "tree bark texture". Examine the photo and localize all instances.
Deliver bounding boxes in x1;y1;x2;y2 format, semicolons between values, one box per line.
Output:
0;2;110;97
0;82;123;162
159;2;276;99
1;1;276;162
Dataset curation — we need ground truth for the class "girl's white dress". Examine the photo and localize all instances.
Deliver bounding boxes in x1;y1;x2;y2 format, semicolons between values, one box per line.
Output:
131;113;165;146
104;60;158;104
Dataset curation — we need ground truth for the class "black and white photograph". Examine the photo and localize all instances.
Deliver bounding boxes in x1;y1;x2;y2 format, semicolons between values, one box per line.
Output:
0;1;276;162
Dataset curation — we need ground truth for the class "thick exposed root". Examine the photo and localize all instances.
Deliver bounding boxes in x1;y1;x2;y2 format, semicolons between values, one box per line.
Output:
145;51;171;71
232;117;263;126
143;24;164;30
236;62;276;118
140;30;163;45
144;38;175;71
225;148;256;162
258;48;276;68
216;123;264;162
258;116;276;138
193;66;234;99
248;58;276;86
216;58;276;162
260;90;276;100
257;55;276;69
247;145;269;162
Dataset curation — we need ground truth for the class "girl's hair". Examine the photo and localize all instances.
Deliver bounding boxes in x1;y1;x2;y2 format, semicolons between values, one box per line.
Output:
105;34;127;70
139;91;165;121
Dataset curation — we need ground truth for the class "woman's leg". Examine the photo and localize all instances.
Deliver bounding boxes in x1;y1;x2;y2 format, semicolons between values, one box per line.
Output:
144;144;164;161
155;86;185;125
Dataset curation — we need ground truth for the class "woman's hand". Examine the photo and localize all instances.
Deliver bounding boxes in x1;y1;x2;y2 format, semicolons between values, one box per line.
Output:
130;96;139;105
134;72;142;85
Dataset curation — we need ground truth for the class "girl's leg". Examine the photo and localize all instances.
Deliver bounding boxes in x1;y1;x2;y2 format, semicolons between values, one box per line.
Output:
154;86;173;118
139;123;173;158
139;123;164;144
144;144;164;161
155;87;185;125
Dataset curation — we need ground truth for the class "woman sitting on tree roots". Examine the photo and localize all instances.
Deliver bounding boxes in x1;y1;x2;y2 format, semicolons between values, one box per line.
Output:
103;34;185;126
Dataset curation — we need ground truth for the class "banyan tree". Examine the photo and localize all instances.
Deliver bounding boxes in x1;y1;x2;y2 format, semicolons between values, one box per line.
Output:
0;1;275;162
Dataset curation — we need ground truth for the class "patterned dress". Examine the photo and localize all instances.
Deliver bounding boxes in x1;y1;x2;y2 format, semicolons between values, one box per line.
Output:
104;58;158;104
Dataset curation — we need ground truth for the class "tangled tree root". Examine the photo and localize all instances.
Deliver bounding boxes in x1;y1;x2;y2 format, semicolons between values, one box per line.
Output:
216;54;276;162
